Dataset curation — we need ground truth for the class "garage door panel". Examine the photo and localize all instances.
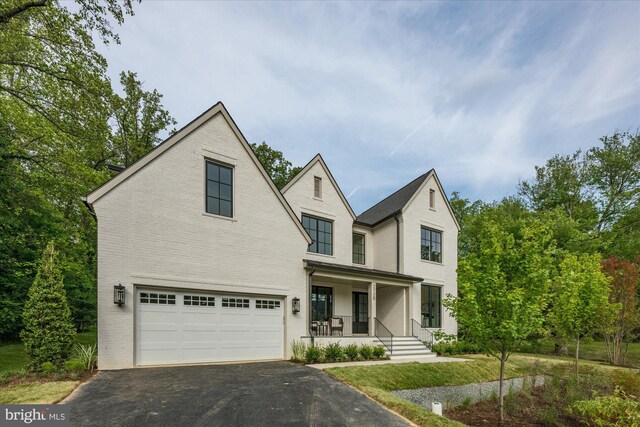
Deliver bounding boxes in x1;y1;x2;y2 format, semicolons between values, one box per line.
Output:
136;289;284;366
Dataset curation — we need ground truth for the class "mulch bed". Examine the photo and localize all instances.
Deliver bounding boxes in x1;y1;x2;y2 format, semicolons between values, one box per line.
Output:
445;388;584;426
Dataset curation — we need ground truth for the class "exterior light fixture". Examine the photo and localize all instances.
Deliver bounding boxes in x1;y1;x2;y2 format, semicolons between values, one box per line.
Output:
292;297;300;313
114;284;125;306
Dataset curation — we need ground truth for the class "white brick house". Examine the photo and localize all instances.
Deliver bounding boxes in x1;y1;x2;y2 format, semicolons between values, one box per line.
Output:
86;103;459;369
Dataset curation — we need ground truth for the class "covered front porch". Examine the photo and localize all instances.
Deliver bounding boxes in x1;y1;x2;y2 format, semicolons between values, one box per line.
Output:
304;259;423;341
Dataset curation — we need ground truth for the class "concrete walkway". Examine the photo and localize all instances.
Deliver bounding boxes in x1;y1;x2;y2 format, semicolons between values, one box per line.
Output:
307;356;469;369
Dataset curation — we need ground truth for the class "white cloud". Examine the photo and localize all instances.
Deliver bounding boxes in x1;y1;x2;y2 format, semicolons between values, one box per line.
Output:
98;1;640;211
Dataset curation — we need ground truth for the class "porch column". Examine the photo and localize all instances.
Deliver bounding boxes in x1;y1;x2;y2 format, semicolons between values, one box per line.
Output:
368;282;376;336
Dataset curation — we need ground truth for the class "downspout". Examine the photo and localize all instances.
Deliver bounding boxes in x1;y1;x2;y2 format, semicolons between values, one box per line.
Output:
394;214;400;274
308;268;316;346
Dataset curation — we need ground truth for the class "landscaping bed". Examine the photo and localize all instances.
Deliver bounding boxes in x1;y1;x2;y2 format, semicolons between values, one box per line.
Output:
290;340;388;364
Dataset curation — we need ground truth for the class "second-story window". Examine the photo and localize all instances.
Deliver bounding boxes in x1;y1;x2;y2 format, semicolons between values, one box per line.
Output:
302;214;332;255
421;226;442;263
206;161;233;217
352;232;365;264
314;176;322;198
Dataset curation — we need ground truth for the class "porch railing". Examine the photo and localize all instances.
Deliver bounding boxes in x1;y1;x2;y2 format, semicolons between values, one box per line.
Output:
374;318;393;354
309;315;370;337
411;318;434;349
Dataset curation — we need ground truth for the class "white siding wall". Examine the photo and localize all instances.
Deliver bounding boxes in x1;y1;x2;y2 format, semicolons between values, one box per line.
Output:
371;219;398;272
93;112;309;369
402;175;458;336
282;162;355;266
376;285;406;335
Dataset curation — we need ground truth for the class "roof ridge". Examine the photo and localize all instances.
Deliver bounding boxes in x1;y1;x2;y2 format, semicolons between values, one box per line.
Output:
358;171;430;217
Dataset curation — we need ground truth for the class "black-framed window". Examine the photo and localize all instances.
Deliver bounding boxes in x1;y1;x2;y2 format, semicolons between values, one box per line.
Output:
311;286;332;321
352;232;365;264
421;226;442;263
421;284;441;328
206;161;233;217
302;214;333;255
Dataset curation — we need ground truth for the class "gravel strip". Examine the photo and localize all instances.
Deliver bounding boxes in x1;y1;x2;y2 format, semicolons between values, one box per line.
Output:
391;375;546;410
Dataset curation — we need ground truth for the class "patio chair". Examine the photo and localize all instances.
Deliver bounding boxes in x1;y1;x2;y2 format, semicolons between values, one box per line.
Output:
329;317;344;336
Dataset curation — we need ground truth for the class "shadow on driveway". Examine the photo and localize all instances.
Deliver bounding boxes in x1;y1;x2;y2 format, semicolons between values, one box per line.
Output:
65;361;410;426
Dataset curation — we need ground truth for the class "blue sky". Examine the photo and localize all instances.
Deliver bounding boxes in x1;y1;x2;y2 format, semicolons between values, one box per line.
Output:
97;1;640;214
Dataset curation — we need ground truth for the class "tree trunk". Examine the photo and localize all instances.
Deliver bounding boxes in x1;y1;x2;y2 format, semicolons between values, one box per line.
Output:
575;338;580;382
499;350;507;423
554;342;569;356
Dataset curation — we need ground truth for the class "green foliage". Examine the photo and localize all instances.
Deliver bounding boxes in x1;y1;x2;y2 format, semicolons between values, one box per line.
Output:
304;345;323;364
344;343;359;360
0;0;176;341
569;387;640;427
64;359;85;373
40;362;56;374
372;345;386;359
290;340;307;362
250;141;302;189
324;342;344;362
432;340;482;356
358;344;374;359
72;343;97;371
20;243;76;369
550;253;615;377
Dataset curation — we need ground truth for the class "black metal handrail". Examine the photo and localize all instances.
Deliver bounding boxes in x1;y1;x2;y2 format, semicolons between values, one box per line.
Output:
374;318;393;354
411;318;434;349
309;315;369;337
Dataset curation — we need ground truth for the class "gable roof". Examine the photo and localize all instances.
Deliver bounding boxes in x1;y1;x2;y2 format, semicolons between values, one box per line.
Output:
356;169;461;230
86;102;313;244
281;154;357;220
355;171;431;226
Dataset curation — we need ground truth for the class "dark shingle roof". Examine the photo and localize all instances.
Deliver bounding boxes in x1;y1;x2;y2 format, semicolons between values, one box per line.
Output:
355;170;432;226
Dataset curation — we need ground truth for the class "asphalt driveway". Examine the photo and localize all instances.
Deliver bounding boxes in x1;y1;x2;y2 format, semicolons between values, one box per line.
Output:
65;361;410;427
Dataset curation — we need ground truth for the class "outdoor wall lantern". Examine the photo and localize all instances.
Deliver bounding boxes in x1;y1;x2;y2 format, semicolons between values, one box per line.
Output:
114;283;125;306
292;297;300;313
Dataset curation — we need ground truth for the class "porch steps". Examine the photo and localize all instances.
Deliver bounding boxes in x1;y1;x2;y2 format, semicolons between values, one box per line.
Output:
384;336;435;359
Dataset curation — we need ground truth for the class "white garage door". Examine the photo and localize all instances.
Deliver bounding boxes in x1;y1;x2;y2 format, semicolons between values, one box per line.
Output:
136;289;284;366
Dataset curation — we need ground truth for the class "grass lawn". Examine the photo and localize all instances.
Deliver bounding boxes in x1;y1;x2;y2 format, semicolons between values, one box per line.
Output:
524;339;640;368
325;356;534;427
325;354;637;427
0;329;96;404
0;329;96;376
0;381;80;404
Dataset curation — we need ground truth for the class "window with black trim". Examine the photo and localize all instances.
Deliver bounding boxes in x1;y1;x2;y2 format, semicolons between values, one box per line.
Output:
311;286;332;321
302;214;333;255
352;232;365;264
420;226;442;263
421;284;441;328
206;161;233;217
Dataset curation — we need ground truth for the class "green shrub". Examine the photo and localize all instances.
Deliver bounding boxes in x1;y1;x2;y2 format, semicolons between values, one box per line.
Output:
21;243;76;370
569;387;640;427
359;344;374;360
372;345;386;359
325;342;344;362
291;340;308;362
305;345;323;363
64;359;86;373
72;344;97;371
432;340;481;356
41;361;56;374
344;343;359;360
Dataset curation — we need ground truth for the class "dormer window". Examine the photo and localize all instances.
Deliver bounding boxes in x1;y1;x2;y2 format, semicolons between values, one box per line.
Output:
314;176;322;199
429;189;435;209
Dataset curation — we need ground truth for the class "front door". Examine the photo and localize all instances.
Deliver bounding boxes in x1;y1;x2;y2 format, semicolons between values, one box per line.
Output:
352;292;369;334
